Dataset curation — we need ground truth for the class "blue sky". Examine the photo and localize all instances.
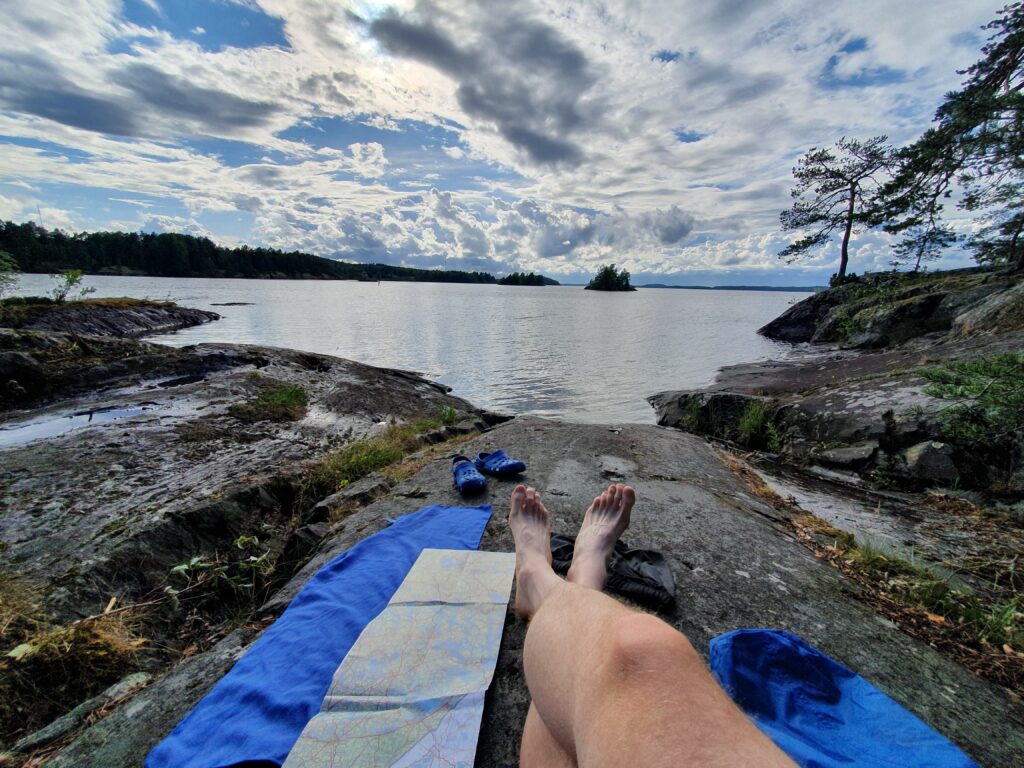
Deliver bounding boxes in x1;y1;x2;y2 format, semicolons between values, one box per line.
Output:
0;0;998;285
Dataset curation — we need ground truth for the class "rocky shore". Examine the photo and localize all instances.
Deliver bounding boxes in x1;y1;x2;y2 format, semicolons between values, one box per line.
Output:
2;288;1023;767
0;298;219;339
651;267;1024;499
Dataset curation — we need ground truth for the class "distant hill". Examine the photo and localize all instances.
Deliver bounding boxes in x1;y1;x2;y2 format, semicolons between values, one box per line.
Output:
0;221;556;286
640;283;820;292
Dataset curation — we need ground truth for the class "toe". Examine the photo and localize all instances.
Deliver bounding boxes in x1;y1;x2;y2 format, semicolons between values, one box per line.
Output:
510;485;526;513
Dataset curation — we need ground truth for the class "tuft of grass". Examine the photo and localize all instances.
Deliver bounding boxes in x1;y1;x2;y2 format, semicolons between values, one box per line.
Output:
300;418;442;503
680;398;703;432
228;384;308;423
737;401;767;443
438;404;459;425
735;400;781;451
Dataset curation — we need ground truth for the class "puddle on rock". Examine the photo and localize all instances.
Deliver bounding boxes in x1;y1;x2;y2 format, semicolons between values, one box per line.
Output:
0;406;151;449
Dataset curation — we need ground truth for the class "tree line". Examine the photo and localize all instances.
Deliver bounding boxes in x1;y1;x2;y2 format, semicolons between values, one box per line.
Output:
0;221;508;285
497;271;559;285
780;3;1023;281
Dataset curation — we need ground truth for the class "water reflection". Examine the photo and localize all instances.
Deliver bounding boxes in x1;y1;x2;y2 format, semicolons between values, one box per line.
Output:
0;406;147;449
12;275;808;423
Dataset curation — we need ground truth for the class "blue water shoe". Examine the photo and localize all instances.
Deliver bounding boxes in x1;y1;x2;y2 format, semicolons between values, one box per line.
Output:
474;450;527;478
452;455;487;495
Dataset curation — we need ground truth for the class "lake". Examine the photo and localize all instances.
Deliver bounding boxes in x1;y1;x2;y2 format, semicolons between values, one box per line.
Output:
10;275;809;423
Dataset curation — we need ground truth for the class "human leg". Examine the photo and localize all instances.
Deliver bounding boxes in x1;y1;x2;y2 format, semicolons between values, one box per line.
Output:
509;484;795;768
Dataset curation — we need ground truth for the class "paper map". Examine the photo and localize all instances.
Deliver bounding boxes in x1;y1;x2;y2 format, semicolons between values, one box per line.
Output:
283;548;515;768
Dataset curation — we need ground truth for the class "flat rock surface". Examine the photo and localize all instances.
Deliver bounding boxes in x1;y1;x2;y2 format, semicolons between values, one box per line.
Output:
0;301;219;338
53;417;1024;767
0;340;480;620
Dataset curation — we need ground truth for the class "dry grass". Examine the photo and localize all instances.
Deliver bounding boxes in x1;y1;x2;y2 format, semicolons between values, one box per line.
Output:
789;509;1024;696
382;430;478;484
718;449;1024;696
716;449;795;510
0;576;145;746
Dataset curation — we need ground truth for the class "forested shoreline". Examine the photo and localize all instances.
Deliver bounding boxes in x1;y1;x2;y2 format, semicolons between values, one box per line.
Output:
0;221;546;285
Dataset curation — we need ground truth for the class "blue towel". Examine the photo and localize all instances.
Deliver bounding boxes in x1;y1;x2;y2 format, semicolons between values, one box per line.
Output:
710;629;979;768
147;504;493;768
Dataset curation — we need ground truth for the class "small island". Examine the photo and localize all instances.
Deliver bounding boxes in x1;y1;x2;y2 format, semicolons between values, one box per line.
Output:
584;264;636;291
497;271;559;286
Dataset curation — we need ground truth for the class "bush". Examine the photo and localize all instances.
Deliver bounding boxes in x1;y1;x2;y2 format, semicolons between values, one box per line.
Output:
49;269;95;303
829;271;860;288
920;354;1023;457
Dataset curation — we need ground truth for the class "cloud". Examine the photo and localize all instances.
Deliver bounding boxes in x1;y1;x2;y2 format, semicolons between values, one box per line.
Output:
362;114;401;131
0;0;999;281
369;1;600;166
110;63;281;133
0;53;142;136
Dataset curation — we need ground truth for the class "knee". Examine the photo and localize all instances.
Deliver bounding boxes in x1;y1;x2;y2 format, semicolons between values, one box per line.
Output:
599;613;698;681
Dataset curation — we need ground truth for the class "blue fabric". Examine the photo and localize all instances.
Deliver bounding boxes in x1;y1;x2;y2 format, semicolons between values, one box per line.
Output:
709;629;979;768
475;450;527;477
146;504;493;768
452;455;486;494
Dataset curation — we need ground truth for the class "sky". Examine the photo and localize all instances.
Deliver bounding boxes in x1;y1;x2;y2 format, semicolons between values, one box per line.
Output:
0;0;1000;286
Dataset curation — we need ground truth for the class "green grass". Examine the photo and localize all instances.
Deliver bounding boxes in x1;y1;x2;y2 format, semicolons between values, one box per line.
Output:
736;400;781;450
301;418;443;499
680;398;703;432
228;384;309;423
846;540;1021;647
737;401;767;442
438;405;459;425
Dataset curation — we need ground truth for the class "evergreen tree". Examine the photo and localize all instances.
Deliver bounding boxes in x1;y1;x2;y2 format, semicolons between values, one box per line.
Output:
778;136;894;281
883;3;1024;270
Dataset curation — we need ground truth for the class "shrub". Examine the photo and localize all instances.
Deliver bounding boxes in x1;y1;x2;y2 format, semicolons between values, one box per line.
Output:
919;354;1024;483
49;269;95;303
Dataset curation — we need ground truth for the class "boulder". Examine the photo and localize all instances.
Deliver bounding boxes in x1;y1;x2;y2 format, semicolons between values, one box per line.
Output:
813;440;879;469
11;672;152;754
648;390;768;442
902;441;959;484
0;350;44;401
814;292;948;348
759;289;841;342
953;281;1024;336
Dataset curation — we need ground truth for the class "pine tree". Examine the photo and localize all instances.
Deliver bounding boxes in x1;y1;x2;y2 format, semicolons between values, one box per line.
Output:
779;136;894;281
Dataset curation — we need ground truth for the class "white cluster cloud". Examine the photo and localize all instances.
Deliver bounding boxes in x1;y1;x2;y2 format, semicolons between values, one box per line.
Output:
0;0;996;281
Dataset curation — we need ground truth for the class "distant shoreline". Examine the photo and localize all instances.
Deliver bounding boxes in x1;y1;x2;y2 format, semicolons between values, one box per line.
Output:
638;283;819;292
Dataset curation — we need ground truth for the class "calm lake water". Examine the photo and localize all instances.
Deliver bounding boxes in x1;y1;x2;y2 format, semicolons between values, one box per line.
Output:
11;275;809;423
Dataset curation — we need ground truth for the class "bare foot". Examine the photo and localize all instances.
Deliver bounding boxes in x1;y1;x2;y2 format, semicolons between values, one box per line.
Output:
567;483;635;591
508;484;557;619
